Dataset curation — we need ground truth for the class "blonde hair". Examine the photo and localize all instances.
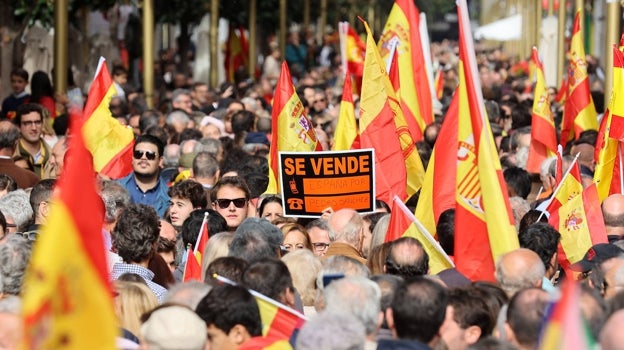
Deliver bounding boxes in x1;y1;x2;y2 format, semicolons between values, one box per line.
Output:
201;231;235;277
113;280;159;336
282;249;322;306
280;223;312;250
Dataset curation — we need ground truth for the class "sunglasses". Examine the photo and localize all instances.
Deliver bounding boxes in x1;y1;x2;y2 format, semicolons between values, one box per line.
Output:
133;150;158;160
214;198;247;209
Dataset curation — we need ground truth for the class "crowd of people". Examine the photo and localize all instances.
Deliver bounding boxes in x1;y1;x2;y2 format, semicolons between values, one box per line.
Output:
0;22;622;350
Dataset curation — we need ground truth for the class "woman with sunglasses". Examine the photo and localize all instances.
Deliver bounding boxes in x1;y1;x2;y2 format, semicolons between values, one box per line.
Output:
210;176;251;231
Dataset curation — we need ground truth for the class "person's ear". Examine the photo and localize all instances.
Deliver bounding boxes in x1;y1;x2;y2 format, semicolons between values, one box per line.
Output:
229;324;248;345
385;308;396;335
464;325;482;345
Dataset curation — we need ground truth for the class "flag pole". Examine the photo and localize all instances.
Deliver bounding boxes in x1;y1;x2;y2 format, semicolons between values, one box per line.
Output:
619;142;623;195
537;152;581;221
193;212;209;254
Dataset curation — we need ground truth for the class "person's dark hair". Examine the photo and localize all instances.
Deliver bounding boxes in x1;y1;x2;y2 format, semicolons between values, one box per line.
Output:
575;129;598;147
112;65;128;77
0;208;6;233
195;284;262;336
436;208;455;256
518;209;549;233
518;222;561;271
363;212;386;235
10;68;28;81
385;237;429;279
29;179;55;214
466;336;517;350
448;287;494;339
211;176;251;201
391;277;448;342
231;110;256;134
471;281;509;325
205;256;249;285
506;288;549;348
134;134;165;157
219;148;253;175
0;175;17;194
375;199;391;213
243;172;269;199
510;106;531;130
179;128;203;143
229;218;283;263
168;180;208;208
242;259;294;301
14;103;44;127
192;152;219;179
370;274;403;329
140;110;161;133
30;71;54;104
148;253;175;288
503;166;532;199
143;125;169;146
258;195;282;217
157;236;176;254
112;204;160;263
117;272;147;285
181;209;227;249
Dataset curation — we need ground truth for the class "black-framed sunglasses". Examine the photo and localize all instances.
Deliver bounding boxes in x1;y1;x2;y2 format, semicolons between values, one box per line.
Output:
214;198;247;209
133;150;158;160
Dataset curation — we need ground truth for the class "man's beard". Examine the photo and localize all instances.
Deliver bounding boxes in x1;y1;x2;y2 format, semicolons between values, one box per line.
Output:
134;169;159;182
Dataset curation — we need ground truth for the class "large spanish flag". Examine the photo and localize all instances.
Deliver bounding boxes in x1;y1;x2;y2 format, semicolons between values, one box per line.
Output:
526;47;557;174
83;57;135;179
266;62;321;194
560;10;598;147
453;0;518;281
379;0;433;142
22;113;117;349
359;19;424;203
594;45;624;201
333;71;360;151
386;196;453;274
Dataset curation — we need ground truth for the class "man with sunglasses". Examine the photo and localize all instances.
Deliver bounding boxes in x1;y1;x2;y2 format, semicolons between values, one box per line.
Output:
118;135;170;217
210;176;251;231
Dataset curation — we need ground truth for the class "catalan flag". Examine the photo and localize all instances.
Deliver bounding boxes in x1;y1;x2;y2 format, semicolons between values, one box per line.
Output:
386;196;453;274
183;212;209;282
82;57;135;179
333;71;360;151
266;62;321;194
22;112;117;349
359;19;425;203
538;278;595;349
560;9;598;147
379;0;433;141
453;0;518;281
594;45;624;201
526;47;557;174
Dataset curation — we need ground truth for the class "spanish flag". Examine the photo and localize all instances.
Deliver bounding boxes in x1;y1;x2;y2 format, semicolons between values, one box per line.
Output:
453;0;518;281
22;113;117;349
183;212;209;282
359;19;425;203
386;196;453;274
560;9;598;147
333;72;360;151
83;57;135;179
266;62;321;194
526;47;557;174
379;0;433;141
225;25;249;83
594;45;624;201
434;68;445;101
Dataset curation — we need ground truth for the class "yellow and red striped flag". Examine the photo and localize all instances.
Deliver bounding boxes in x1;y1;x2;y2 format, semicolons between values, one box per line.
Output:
388;45;423;141
379;0;433;142
434;68;445;101
266;62;321;194
555;76;567;105
594;45;624;201
333;71;360;151
183;212;209;282
560;9;599;147
22;112;117;349
82;57;135;179
225;25;249;83
386;196;453;274
526;47;557;174
415;97;458;236
359;18;425;203
453;0;518;281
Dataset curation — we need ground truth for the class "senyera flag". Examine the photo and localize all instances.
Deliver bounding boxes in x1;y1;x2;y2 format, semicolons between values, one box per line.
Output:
82;57;135;179
22;110;117;349
453;0;518;281
183;212;210;282
266;62;321;194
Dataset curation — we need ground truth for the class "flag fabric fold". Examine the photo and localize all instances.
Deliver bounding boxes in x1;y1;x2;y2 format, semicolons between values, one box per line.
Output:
266;62;321;194
526;47;557;174
82;57;135;179
333;71;360;151
452;0;518;281
183;213;210;282
225;25;249;83
22;112;117;349
560;9;598;147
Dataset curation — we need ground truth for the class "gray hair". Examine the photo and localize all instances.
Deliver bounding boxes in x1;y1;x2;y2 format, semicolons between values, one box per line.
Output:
229;218;283;263
296;312;366;350
171;88;191;103
323;276;381;335
195;138;222;156
370;214;390;251
0;189;33;229
0;295;21;313
163;144;181;168
0;234;32;295
99;180;131;224
163;281;212;310
166;109;191;126
329;211;363;245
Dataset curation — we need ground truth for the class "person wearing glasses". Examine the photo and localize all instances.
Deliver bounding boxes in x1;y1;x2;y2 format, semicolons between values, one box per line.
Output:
118;134;170;217
210;176;250;231
12;103;51;179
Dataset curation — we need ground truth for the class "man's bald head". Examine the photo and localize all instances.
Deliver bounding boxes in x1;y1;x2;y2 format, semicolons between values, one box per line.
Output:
385;237;429;279
603;195;624;236
0;121;20;151
159;219;177;241
495;248;545;297
328;209;363;247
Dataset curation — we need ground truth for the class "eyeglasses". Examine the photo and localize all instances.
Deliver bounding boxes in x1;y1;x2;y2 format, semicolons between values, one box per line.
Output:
133;150;158;160
314;98;326;104
19;230;38;241
214;198;247;209
312;242;330;251
21;120;42;127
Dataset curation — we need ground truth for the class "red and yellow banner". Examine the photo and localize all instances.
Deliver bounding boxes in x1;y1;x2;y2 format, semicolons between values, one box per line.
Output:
333;72;360;151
